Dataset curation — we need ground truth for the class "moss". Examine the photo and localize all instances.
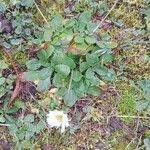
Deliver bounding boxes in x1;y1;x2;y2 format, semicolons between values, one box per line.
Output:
144;130;150;138
115;44;149;81
112;143;134;150
117;84;137;123
111;4;142;28
13;51;28;66
110;130;134;150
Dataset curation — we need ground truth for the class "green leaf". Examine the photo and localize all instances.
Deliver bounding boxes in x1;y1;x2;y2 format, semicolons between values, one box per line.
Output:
144;138;150;150
139;80;150;93
21;0;34;7
55;64;70;77
101;54;114;64
78;22;86;33
5;114;15;123
74;35;85;44
79;11;91;24
24;71;39;81
25;130;35;139
0;115;6;123
36;120;45;134
85;36;97;44
63;56;76;69
65;19;76;28
0;77;6;86
43;29;52;42
37;77;50;91
97;41;118;49
87;22;97;32
106;42;118;48
14;100;25;109
88;86;100;96
37;50;48;61
57;87;67;97
26;59;41;71
51;52;76;69
73;80;86;97
15;26;22;34
143;7;150;16
136;100;150;112
21;140;32;149
60;30;74;44
64;89;78;107
95;66;116;81
78;11;91;33
8;124;18;135
38;68;53;80
5;105;22;114
3;42;11;49
10;38;21;46
45;46;54;57
24;67;52;82
86;68;100;86
80;62;89;72
144;0;150;3
51;15;62;31
24;28;31;36
86;68;94;80
53;73;66;88
86;53;99;65
51;52;65;65
72;70;82;82
0;3;6;13
144;54;150;63
24;114;34;123
75;42;89;54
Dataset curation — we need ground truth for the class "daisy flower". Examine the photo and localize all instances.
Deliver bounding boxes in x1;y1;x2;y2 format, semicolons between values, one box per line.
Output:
47;110;69;133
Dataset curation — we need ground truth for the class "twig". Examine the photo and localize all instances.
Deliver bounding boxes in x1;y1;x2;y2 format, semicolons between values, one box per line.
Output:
137;145;146;150
108;115;150;119
135;115;140;136
67;71;73;96
136;135;142;150
93;0;119;33
34;1;48;24
0;123;10;127
126;138;136;149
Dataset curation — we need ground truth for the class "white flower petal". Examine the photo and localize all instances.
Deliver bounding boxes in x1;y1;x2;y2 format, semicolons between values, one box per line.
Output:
46;110;69;133
61;124;65;133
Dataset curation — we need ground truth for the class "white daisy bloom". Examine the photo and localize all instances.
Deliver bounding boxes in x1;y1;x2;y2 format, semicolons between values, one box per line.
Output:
47;110;69;133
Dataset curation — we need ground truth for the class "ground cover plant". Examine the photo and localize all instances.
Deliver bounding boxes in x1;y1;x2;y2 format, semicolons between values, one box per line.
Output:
0;0;150;149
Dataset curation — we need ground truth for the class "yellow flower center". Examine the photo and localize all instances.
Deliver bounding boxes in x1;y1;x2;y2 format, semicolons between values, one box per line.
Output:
55;115;64;122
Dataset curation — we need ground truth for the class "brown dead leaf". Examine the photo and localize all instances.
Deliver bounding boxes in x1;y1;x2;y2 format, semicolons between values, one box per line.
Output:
109;117;123;132
8;74;25;107
100;81;108;91
49;88;58;94
41;144;54;150
0;140;15;150
49;88;58;98
31;107;39;114
28;42;49;53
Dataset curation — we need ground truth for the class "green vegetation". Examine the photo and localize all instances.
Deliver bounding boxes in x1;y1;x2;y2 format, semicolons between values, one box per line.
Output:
0;0;150;149
117;84;137;122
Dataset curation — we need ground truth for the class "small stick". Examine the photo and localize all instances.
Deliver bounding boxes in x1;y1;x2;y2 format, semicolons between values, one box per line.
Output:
93;0;119;33
136;135;142;150
0;124;10;127
34;1;48;24
67;70;73;96
108;115;150;119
